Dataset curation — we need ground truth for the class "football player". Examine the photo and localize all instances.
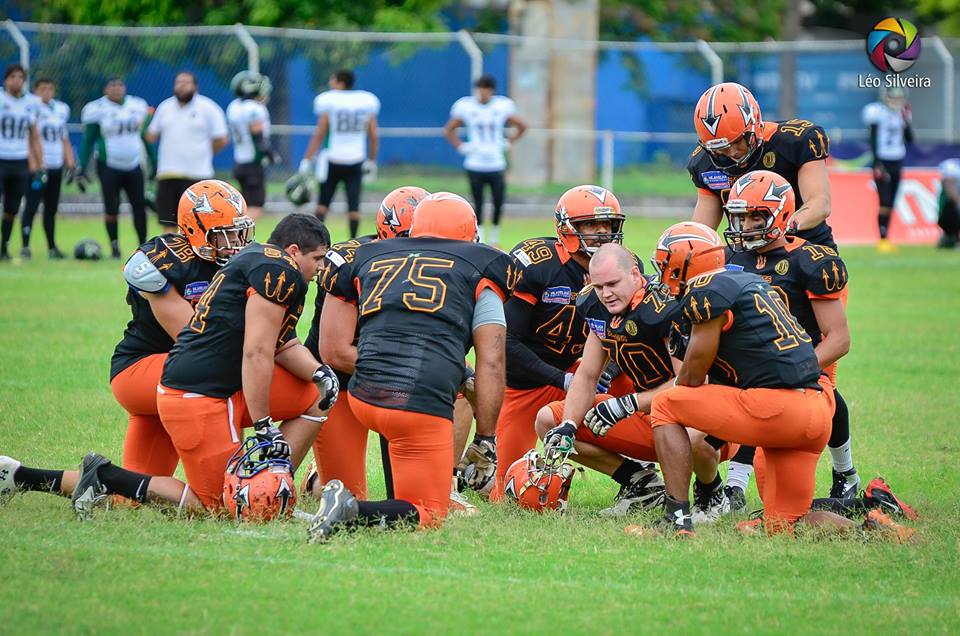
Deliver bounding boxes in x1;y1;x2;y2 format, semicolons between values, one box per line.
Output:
537;244;736;517
300;69;379;239
227;71;279;220
643;222;912;540
308;192;513;542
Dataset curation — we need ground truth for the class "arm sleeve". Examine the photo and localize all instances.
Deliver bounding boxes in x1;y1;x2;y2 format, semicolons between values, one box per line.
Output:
903;122;914;145
78;123;100;170
869;124;878;161
472;287;506;329
505;296;567;389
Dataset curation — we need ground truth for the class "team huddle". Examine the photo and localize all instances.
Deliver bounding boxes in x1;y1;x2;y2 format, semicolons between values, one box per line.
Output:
1;81;918;543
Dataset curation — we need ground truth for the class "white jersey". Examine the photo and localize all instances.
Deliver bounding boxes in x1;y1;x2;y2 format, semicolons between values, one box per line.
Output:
940;159;960;182
313;89;380;165
450;95;517;172
0;90;40;161
36;98;70;169
862;101;909;161
148;94;228;179
227;98;270;165
81;95;150;171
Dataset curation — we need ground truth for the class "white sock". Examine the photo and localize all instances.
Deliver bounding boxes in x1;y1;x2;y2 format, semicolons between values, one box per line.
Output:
725;461;753;492
490;225;500;245
828;439;854;473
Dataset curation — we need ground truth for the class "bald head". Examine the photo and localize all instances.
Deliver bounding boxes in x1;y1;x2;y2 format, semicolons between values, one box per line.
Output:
589;244;645;315
590;243;638;276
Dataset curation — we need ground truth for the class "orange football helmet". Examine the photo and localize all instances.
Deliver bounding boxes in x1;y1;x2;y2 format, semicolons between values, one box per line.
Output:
410;192;478;242
652;222;726;298
693;82;764;172
377;186;430;239
502;449;575;513
723;170;795;252
555;185;625;255
223;438;297;523
178;179;254;265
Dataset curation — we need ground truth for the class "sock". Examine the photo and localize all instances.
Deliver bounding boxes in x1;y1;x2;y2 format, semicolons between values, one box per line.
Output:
697;472;723;490
13;466;64;492
0;216;12;252
357;499;418;528
105;217;119;243
97;463;151;503
726;461;753;492
663;494;692;528
810;496;869;517
878;214;891;239
828;389;850;448
490;225;500;245
611;459;649;486
21;224;31;247
829;440;854;474
348;218;360;239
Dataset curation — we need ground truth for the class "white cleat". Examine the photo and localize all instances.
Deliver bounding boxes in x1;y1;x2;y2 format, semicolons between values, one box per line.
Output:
448;485;479;517
0;456;22;501
692;479;730;524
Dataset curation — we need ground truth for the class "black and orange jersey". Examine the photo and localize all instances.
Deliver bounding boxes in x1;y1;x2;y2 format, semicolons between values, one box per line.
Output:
110;233;220;380
575;284;678;392
687;119;835;249
303;233;375;386
725;239;847;345
505;237;591;390
161;242;309;398
330;237;514;420
679;269;822;390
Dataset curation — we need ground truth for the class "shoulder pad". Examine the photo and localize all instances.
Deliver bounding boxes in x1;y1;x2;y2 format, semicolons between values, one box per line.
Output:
575;284;595;309
794;244;848;295
123;250;170;294
682;272;740;323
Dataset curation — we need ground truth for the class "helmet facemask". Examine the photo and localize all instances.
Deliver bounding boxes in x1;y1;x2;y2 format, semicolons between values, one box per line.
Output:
723;202;780;253
197;215;255;265
559;211;625;255
702;131;762;175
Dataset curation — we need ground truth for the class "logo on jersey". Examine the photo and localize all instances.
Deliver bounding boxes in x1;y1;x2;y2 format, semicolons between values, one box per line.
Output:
512;249;533;268
541;286;572;304
762;151;776;168
775;259;790;275
755;255;767;270
701;171;731;190
625;320;638;336
183;281;210;301
866;18;921;74
725;264;745;271
587;318;606;339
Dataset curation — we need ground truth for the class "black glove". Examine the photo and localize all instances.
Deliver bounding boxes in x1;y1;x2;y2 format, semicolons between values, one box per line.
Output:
543;420;578;459
597;360;621;394
312;365;340;411
261;148;282;166
30;170;47;191
253;416;290;461
667;322;690;359
63;165;76;185
584;393;640;437
75;170;89;193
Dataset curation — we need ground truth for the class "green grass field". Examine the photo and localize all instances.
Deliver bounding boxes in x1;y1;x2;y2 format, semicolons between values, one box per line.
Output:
1;215;958;634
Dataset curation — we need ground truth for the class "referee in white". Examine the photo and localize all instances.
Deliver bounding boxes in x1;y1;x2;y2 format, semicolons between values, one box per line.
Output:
145;71;228;229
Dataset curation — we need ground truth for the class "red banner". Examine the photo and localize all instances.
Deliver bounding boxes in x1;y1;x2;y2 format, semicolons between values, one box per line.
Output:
828;168;942;244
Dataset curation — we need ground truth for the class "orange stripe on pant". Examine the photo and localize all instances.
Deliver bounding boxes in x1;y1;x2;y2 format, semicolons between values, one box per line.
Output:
311;396;369;499
650;382;833;533
347;391;452;529
111;354;179;476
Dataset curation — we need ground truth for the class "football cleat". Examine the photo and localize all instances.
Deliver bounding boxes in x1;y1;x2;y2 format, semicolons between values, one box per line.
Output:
863;509;915;544
0;456;21;501
307;480;359;544
48;247;65;260
599;465;665;517
71;453;111;521
829;468;861;500
877;238;897;254
736;517;765;537
19;246;31;260
300;458;320;497
865;477;917;520
692;478;730;524
625;509;695;539
724;485;747;514
448;478;479;517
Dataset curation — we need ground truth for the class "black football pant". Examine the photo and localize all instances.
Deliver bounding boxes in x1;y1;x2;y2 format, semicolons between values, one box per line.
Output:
22;167;63;250
467;169;505;225
98;163;147;245
0;158;30;255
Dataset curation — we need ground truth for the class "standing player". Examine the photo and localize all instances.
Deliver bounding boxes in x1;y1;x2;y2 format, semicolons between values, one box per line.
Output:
300;69;379;239
862;87;913;253
22;77;74;259
309;193;513;542
938;157;960;248
444;74;527;247
227;71;279;220
111;180;253;478
491;185;639;501
78;78;151;258
0;64;43;262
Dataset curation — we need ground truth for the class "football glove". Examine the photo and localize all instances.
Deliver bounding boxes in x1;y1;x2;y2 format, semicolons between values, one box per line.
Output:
74;170;89;193
298;158;314;175
362;159;377;183
543;420;578;459
456;434;497;493
597;360;622;394
261;148;282;166
253;417;290;461
667;322;690;359
30;170;47;191
563;372;575;391
584;393;640;437
62;165;76;185
312;365;340;411
460;364;476;403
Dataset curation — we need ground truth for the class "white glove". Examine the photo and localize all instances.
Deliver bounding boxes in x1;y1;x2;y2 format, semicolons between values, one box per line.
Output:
563;372;575;391
362;159;377;183
299;158;314;175
584;393;640;437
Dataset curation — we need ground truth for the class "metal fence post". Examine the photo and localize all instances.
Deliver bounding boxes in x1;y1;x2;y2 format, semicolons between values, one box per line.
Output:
601;129;614;192
695;39;722;86
456;29;483;83
929;36;955;143
3;21;30;88
234;23;260;74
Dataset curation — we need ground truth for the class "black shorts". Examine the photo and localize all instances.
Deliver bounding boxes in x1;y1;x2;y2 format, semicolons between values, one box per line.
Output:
0;158;29;217
233;162;265;208
155;178;196;225
318;161;363;211
97;163;146;218
876;159;903;208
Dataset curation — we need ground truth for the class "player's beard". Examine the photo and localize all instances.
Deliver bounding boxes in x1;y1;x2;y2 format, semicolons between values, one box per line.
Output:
175;90;195;104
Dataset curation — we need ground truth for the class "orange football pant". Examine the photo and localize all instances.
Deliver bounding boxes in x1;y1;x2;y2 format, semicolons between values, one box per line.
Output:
651;381;833;534
112;354;180;476
156;366;319;509
311;395;369;499
348;392;452;529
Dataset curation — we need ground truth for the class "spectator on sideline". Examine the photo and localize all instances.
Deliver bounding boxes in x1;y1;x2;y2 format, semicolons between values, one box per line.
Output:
145;71;228;230
938;158;960;249
444;74;527;247
300;69;379;239
862;86;913;254
22;77;74;260
78;78;150;259
227;70;279;220
0;63;43;262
